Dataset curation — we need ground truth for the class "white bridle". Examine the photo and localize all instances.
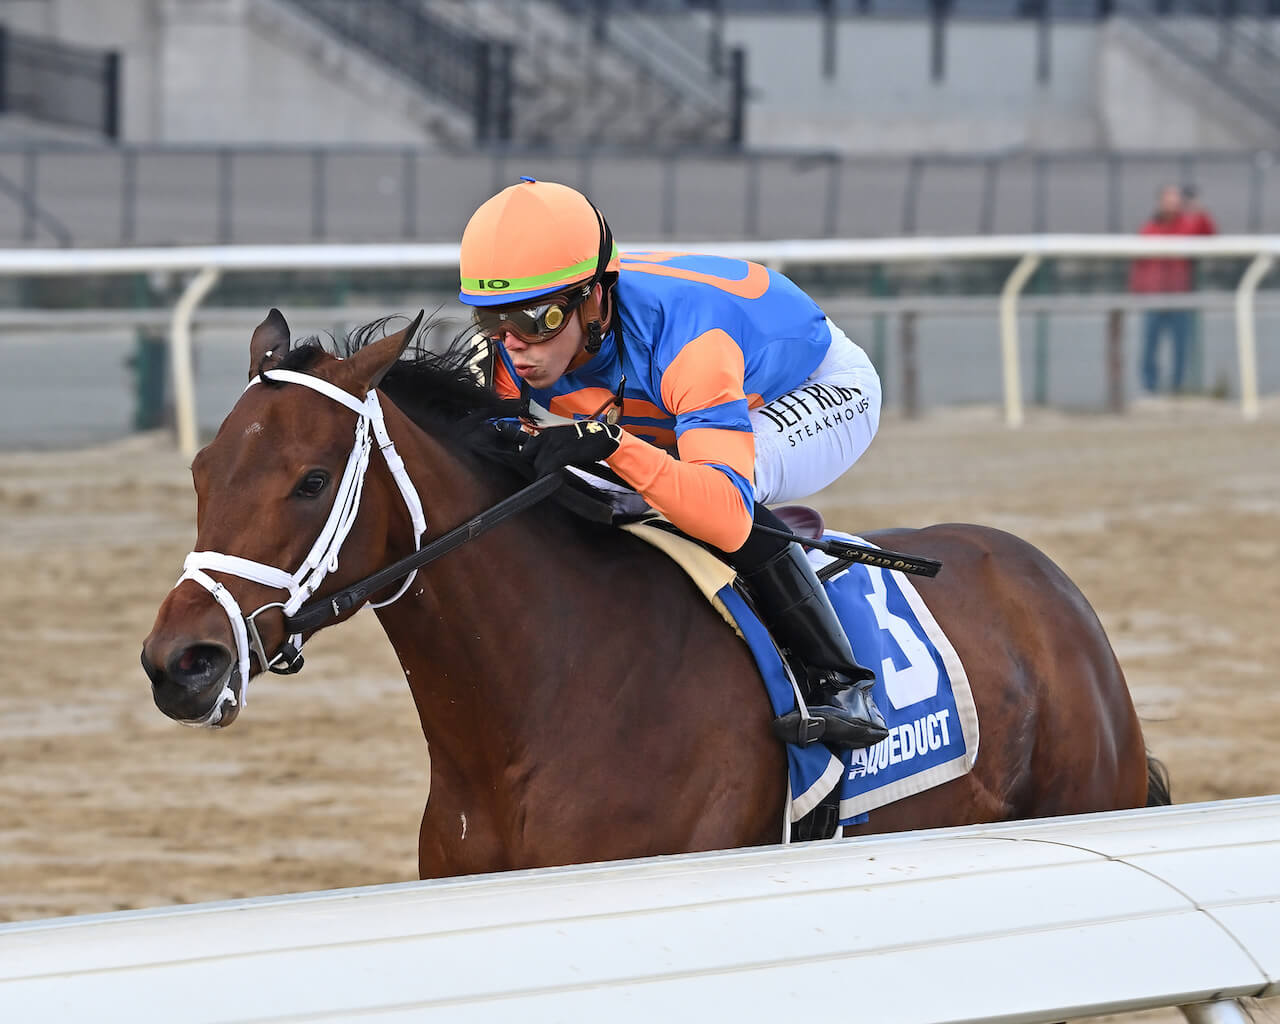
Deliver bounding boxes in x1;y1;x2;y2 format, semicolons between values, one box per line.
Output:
171;369;426;727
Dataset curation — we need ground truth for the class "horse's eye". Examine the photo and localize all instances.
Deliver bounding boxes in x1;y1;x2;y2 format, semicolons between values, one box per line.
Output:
294;470;330;499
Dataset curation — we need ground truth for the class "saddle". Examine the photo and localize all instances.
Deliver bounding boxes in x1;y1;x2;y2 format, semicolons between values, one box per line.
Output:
772;504;826;544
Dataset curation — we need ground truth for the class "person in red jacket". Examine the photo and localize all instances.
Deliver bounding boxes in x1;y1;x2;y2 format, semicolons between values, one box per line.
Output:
1129;184;1218;394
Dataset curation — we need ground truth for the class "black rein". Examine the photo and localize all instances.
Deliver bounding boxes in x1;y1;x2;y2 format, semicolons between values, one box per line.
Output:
283;472;564;635
282;470;941;638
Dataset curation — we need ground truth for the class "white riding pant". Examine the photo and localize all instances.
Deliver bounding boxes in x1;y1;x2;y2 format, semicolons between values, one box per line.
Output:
568;318;879;512
750;318;881;505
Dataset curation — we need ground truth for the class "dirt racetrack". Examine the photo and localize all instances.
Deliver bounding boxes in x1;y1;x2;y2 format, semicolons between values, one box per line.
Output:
2;396;1278;1020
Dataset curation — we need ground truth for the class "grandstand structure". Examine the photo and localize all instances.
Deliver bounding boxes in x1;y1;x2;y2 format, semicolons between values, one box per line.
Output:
0;0;1276;429
3;1;1280;152
0;0;1275;248
2;0;1280;149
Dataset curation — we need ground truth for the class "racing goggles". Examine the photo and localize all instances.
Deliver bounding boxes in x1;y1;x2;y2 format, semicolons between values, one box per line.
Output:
471;286;591;344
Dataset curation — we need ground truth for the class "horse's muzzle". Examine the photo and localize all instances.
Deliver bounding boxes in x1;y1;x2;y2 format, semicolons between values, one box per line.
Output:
141;641;239;727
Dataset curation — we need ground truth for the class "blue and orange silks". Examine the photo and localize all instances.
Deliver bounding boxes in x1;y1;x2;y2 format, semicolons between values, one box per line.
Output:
494;252;834;552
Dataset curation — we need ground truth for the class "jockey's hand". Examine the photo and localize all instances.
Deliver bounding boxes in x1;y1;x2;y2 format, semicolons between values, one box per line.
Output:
523;420;623;477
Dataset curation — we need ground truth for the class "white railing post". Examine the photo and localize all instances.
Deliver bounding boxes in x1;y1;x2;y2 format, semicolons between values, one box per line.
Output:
999;253;1041;429
169;266;222;460
1180;998;1253;1023
1233;252;1273;422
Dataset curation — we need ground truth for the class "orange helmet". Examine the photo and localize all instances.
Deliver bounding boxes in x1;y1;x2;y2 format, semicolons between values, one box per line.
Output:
459;178;620;307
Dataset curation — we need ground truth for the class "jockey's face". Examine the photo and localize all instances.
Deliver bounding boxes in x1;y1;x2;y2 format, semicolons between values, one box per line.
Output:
496;285;600;389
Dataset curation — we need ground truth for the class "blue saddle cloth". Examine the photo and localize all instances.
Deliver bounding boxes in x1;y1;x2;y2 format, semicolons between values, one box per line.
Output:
720;532;978;827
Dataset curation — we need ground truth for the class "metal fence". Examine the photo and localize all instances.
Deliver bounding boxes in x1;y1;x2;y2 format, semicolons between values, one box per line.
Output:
0;144;1277;248
0;26;118;139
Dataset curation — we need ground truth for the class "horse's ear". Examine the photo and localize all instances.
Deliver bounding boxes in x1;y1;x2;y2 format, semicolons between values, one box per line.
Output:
249;308;291;379
345;311;425;394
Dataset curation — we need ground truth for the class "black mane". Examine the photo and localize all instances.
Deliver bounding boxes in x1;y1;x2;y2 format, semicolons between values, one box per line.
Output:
362;318;525;435
275;317;610;514
273;317;522;442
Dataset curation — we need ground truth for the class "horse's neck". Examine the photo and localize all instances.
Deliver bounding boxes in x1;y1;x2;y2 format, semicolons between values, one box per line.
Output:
366;408;566;784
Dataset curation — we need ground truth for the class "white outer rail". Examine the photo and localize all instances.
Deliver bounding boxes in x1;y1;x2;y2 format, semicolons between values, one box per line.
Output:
0;234;1274;454
0;796;1276;1023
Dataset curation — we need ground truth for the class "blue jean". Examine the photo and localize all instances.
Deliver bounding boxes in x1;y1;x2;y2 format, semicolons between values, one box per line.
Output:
1141;310;1192;394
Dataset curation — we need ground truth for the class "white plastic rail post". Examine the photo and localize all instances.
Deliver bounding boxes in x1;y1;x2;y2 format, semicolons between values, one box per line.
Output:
169;265;222;460
1180;998;1253;1024
998;253;1041;428
1233;252;1273;422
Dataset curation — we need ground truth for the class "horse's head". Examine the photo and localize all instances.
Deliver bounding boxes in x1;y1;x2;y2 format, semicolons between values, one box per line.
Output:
141;308;424;728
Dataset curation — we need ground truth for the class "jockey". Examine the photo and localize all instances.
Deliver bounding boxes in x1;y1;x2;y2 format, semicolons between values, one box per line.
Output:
458;178;887;751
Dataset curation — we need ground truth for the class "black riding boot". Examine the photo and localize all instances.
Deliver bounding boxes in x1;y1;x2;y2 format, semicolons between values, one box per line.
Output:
732;510;889;750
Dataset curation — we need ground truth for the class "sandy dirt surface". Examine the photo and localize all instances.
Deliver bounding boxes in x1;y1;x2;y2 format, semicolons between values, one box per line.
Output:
2;397;1277;1021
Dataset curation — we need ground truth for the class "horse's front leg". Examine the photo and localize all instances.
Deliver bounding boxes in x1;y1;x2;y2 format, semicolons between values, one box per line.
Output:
416;794;510;879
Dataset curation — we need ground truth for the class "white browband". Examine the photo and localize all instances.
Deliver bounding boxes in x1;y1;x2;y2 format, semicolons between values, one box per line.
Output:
173;368;426;726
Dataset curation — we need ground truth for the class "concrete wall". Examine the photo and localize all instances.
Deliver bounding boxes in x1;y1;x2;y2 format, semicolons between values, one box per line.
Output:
724;15;1104;154
1097;18;1278;151
0;0;457;144
155;0;432;144
722;13;1277;153
0;0;162;139
1099;37;1243;150
0;3;1274;152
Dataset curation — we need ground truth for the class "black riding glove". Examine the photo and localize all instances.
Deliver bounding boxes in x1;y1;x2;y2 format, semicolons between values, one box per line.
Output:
523;420;623;477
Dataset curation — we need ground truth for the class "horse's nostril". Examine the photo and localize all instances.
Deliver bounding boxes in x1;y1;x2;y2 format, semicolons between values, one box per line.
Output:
178;647;207;674
162;643;233;690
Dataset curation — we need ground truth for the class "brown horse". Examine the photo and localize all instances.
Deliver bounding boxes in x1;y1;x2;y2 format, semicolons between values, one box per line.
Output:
141;311;1167;879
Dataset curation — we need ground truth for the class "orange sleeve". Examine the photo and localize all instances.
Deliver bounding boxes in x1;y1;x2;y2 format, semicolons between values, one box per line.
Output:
660;328;746;412
602;327;756;552
606;432;754;552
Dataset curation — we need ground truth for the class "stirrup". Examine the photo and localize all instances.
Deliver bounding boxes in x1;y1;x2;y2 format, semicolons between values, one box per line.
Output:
771;709;827;747
774;671;888;749
774;708;888;749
